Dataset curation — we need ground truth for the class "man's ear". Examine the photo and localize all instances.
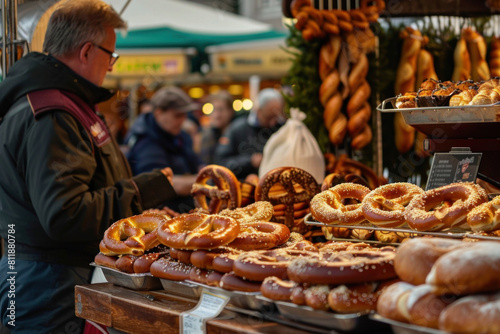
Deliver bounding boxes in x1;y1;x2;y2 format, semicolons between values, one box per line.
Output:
79;42;93;64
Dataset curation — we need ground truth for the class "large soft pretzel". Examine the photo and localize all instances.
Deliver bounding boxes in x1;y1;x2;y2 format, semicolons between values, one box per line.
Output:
255;167;320;234
361;182;424;228
102;212;170;256
157;213;240;250
228;221;290;251
405;182;488;231
311;183;371;225
287;248;397;285
218;201;274;225
467;195;500;232
191;164;241;214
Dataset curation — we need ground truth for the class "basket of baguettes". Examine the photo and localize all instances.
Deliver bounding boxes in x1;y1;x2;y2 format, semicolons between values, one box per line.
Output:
377;77;500;139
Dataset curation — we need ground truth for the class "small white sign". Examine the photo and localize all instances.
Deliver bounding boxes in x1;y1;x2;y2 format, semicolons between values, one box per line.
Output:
180;289;230;334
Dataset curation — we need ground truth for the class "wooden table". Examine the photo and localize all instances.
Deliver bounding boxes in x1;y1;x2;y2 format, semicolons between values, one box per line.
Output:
75;283;317;334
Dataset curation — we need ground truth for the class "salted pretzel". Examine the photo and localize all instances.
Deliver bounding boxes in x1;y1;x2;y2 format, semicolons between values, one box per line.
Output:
255;167;320;234
261;276;299;301
287;248;396;285
329;279;397;314
233;248;319;282
321;172;371;191
405;182;488;231
274;232;318;252
467;195;500;232
191;164;241;214
189;247;241;270
218;201;274;225
228;221;290;251
157;213;240;250
361;182;424;228
102;212;170;256
311;183;371;225
149;256;193;281
220;272;262;292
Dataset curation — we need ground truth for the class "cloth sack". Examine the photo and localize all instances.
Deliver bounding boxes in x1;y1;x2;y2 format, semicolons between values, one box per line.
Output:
259;108;325;184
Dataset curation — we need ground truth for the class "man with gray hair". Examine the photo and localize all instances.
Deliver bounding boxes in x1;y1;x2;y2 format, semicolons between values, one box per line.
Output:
0;0;176;332
214;88;286;180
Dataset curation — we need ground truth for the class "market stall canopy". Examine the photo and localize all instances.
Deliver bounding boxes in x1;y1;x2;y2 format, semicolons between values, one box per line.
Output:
105;0;288;50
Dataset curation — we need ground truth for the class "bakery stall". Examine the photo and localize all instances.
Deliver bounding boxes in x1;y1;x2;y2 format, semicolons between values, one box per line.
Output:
75;1;500;333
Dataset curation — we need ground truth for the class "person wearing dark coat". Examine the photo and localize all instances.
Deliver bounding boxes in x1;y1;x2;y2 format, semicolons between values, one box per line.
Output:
214;88;286;180
199;90;235;164
125;87;205;213
0;1;176;332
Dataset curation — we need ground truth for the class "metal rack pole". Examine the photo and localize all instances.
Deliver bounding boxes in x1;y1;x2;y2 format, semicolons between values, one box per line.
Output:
2;0;7;80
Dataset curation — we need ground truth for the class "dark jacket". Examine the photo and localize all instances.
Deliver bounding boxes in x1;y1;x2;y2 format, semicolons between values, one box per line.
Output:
0;52;175;267
213;113;283;180
199;126;222;164
125;112;204;212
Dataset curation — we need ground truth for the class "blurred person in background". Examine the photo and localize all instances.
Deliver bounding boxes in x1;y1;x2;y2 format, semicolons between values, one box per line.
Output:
0;1;176;332
125;86;205;213
199;90;235;164
214;88;286;180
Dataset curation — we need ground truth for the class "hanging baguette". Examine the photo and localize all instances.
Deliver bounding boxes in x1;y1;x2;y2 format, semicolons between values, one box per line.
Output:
451;37;471;81
489;36;500;78
415;49;438;88
414;48;437;157
394;27;422;154
463;27;490;82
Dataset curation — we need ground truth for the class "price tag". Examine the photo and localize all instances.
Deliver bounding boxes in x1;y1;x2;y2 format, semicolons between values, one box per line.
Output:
180;289;230;334
426;148;482;190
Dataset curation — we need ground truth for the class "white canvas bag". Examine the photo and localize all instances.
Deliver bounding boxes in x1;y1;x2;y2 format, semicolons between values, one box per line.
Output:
259;108;325;184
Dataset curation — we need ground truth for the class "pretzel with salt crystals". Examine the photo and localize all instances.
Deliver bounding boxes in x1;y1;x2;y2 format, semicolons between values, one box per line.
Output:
233;248;319;282
361;182;424;228
157;213;240;250
310;183;371;225
102;212;170;256
255;167;320;234
467;195;500;232
227;221;290;251
191;164;241;214
218;201;274;225
404;182;488;231
287;248;396;285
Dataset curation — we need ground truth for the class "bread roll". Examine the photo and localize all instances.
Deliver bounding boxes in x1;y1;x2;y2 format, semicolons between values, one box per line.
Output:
426;241;500;295
438;292;500;334
394;237;466;285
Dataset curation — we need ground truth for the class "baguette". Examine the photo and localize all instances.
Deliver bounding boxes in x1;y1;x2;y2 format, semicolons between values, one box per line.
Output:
451;37;471;81
415;49;438;89
394;27;422;95
463;28;490;82
489;36;500;78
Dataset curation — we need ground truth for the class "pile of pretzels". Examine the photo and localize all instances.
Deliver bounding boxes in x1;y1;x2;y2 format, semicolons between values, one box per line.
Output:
310;180;500;234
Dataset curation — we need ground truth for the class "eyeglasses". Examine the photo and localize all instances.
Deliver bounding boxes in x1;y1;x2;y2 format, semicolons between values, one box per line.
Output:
94;44;119;66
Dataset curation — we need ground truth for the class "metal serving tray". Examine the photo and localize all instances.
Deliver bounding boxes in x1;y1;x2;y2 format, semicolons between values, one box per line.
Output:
271;299;385;332
377;97;500;139
186;281;272;312
370;314;446;334
159;279;202;300
90;263;162;291
304;213;468;240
